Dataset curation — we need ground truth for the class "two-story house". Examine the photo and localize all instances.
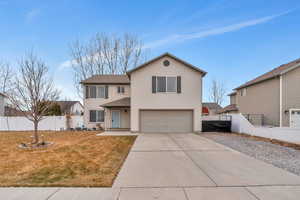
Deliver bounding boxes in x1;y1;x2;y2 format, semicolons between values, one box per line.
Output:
222;58;300;128
81;53;206;133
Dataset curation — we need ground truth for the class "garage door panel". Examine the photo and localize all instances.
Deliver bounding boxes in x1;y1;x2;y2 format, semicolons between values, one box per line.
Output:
140;110;193;133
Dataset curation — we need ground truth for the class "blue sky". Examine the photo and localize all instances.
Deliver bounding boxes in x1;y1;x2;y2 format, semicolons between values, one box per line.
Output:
0;0;300;105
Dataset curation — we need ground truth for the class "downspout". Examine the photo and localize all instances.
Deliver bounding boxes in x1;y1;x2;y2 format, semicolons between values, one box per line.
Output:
279;75;283;127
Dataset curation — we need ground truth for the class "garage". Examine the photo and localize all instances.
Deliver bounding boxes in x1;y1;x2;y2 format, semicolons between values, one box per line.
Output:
140;110;193;133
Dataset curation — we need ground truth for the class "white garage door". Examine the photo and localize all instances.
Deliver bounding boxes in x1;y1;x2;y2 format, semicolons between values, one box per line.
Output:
140;110;193;133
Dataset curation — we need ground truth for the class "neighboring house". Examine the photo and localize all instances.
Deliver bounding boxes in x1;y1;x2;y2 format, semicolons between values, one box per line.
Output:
225;58;300;128
202;102;222;116
81;52;207;133
4;106;25;116
218;92;239;114
0;93;6;116
55;101;84;115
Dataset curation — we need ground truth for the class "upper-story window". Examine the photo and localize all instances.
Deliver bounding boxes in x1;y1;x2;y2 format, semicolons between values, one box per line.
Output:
117;86;125;94
241;88;247;96
89;86;97;98
97;86;105;98
154;76;179;93
86;85;108;99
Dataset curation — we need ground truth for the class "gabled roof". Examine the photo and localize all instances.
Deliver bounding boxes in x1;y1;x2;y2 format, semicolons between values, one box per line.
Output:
0;92;6;97
235;58;300;90
202;102;222;110
126;52;207;77
100;97;130;107
228;91;237;96
55;101;83;113
80;75;130;85
218;104;238;114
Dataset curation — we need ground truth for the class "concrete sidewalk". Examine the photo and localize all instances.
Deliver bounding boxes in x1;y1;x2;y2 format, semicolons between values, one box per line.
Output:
1;133;300;200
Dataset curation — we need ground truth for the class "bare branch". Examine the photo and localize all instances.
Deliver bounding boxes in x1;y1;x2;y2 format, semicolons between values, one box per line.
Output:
0;62;13;94
209;79;227;106
6;53;60;143
69;32;147;99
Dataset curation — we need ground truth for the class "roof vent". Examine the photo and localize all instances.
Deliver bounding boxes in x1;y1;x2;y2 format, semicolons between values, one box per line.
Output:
163;60;170;66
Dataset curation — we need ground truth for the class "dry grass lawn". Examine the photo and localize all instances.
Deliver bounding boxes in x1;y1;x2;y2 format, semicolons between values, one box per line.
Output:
0;131;136;187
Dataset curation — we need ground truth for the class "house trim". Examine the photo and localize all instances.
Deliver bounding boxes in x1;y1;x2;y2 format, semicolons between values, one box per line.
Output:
127;52;207;77
280;75;283;127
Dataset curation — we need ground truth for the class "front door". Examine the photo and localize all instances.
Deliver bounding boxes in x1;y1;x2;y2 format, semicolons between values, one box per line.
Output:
112;110;121;128
290;109;300;128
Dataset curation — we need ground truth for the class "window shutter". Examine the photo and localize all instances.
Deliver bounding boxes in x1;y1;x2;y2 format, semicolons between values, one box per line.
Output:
152;76;156;93
105;85;109;99
85;86;89;98
177;76;181;93
117;86;120;93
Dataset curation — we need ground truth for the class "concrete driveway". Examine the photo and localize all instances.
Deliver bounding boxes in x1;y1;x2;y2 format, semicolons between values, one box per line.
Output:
2;133;300;200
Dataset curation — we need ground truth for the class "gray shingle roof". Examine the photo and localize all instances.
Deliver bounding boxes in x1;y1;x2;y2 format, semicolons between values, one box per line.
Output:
0;92;6;97
202;102;222;110
100;97;130;107
80;75;130;84
218;104;238;113
235;58;300;90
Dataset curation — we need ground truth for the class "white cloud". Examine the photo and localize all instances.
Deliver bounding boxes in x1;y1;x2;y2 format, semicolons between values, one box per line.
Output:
144;10;292;49
58;60;73;70
25;8;41;23
58;10;292;68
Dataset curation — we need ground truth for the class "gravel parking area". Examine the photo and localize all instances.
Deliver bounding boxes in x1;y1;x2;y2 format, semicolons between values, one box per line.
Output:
202;132;300;176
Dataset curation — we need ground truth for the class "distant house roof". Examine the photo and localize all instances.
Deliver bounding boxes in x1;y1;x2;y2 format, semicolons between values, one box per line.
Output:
235;58;300;90
0;92;6;97
80;75;130;85
218;104;238;114
202;102;222;110
55;101;83;113
4;106;25;116
100;97;130;107
127;52;207;77
228;91;237;96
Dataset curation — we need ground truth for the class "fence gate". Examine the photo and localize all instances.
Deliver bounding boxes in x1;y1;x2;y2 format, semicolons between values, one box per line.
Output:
202;115;232;132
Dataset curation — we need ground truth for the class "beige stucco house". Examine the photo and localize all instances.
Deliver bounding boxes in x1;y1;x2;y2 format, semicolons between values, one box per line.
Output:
81;53;206;133
222;58;300;128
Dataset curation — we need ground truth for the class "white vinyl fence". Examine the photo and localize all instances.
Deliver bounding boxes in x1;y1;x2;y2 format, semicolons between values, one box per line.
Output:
0;116;83;131
229;113;300;144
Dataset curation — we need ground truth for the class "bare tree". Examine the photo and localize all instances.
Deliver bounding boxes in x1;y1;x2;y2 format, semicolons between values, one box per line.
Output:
70;32;147;98
0;62;13;94
7;53;60;144
209;79;226;106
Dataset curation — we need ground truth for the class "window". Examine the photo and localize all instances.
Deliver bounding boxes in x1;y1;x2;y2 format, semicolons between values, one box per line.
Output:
89;110;104;122
156;76;177;93
157;76;166;92
166;77;177;92
86;86;106;98
241;88;247;96
89;86;97;98
97;86;105;98
117;86;125;94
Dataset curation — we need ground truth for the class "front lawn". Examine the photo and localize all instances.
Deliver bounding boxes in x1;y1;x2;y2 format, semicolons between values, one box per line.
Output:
0;131;136;187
